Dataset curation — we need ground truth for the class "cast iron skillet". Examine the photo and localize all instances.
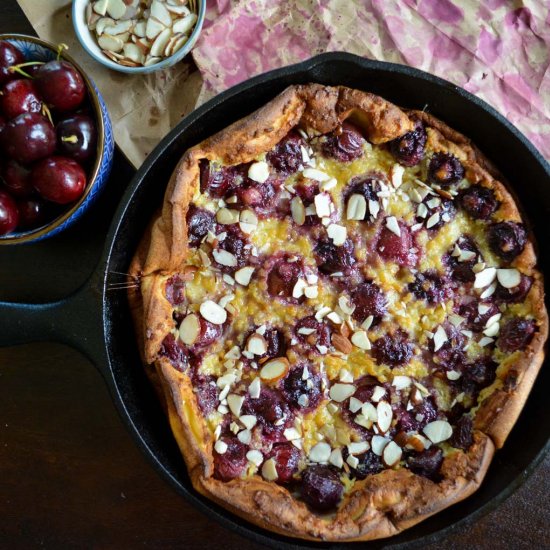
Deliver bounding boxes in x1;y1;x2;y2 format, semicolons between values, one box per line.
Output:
1;53;549;548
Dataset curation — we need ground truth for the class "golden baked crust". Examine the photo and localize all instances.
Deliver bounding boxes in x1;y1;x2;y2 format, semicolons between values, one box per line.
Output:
128;84;547;541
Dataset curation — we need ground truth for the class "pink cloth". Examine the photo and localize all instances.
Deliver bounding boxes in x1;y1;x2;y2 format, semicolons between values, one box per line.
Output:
193;0;550;160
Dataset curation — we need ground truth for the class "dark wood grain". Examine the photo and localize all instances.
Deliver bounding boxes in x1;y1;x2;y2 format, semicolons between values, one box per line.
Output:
0;2;548;549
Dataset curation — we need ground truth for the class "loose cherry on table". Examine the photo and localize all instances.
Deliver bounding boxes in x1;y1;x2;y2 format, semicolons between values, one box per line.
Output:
32;156;87;204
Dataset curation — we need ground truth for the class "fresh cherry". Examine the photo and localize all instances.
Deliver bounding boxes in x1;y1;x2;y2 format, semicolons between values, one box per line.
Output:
0;79;42;119
32;156;87;204
35;60;86;112
1;159;33;198
1;113;56;164
17;197;48;229
0;41;25;85
0;190;19;235
56;114;96;163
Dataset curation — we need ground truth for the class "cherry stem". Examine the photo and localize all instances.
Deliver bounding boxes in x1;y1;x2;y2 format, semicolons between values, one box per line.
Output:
62;135;79;144
41;103;53;125
57;43;69;61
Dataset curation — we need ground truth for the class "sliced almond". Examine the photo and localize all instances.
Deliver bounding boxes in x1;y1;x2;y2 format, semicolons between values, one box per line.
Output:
150;27;172;57
348;441;369;455
178;313;200;346
237;429;251;445
93;0;109;16
132;19;147;37
385;216;401;237
309;441;331;462
327;224;347;246
423;420;453;444
248;161;270;183
329;383;356;402
351;330;371;350
433;325;448;352
150;0;173;26
216;208;239;225
96;17;115;36
261;458;278;481
172;12;198;34
235;266;255;286
214;440;228;454
123;42;143;63
382;441;402;467
291;196;306;225
260;358;290;383
212;249;237;267
497;268;521;289
392;375;411;390
303;168;330;182
377;401;393;433
390;163;405;188
227;394;245;418
146;16;165;40
361;402;378;422
331;333;352;354
169;34;188;54
106;0;127;19
371;386;386;402
166;4;191;15
349;397;363;413
199;300;227;325
106;19;133;35
98;34;125;52
248;377;261;399
329;448;344;468
314;193;331;218
347;194;367;221
474;267;497;289
371;435;390;456
246;334;267;356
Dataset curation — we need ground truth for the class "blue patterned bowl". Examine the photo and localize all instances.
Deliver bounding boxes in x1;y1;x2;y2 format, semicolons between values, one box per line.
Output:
0;34;114;245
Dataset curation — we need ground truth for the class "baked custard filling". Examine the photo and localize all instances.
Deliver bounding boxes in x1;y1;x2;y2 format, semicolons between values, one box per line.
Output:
159;120;538;511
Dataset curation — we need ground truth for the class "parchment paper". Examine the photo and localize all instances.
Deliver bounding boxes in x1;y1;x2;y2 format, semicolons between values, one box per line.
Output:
17;0;204;168
18;0;550;166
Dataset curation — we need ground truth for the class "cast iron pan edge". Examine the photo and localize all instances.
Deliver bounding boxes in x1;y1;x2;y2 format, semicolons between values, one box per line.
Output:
1;52;549;548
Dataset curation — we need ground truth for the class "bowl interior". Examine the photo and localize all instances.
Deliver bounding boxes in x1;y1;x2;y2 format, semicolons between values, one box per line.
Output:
102;54;550;549
0;34;107;244
72;0;206;74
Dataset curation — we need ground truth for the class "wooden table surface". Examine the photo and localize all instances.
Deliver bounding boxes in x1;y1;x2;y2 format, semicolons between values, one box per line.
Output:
1;3;549;549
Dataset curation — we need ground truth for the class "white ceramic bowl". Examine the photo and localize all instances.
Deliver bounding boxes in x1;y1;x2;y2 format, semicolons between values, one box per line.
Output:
72;0;205;74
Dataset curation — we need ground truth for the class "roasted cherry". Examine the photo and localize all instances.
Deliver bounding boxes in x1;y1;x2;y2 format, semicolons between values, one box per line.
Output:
159;333;188;372
408;271;451;304
35;60;86;112
372;330;413;366
445;237;479;283
267;130;303;175
32;156;86;204
428;152;464;187
300;465;344;511
267;255;303;298
0;190;19;235
449;415;473;451
343;449;382;479
0;41;25;85
186;205;214;247
407;447;443;481
314;238;355;275
0;79;42;119
376;220;416;266
322;122;365;162
498;317;536;352
190;371;219;415
56;114;96;163
1;113;56;164
487;222;527;262
351;281;387;324
200;160;242;198
494;275;532;303
165;274;186;305
459;185;499;220
282;365;322;410
17;197;48;229
242;387;290;441
217;225;249;268
1;159;33;198
388;119;427;166
294;316;331;350
213;436;247;481
268;443;301;483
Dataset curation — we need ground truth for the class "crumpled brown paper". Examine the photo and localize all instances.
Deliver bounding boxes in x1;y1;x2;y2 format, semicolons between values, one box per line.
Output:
17;0;204;168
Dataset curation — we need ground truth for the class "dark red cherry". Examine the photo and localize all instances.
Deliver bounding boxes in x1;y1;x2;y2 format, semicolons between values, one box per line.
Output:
32;156;87;204
186;205;214;247
268;443;301;483
56;114;97;163
488;222;527;262
213;436;247;481
267;255;303;298
376;220;416;266
498;317;536;352
322;122;365;162
194;317;223;349
459;185;499;220
428;152;465;187
159;333;188;372
458;300;500;331
1;159;33;198
0;189;19;235
190;371;219;415
199;160;243;198
408;271;452;304
282;365;322;410
300;465;343;511
17;197;49;229
494;274;532;303
165;274;186;305
388;119;427;166
0;41;25;85
267;130;303;175
216;225;249;269
1;113;56;164
372;330;413;366
294;316;331;350
407;448;443;481
35;60;86;112
314;238;355;275
351;281;387;324
242;388;291;441
449;415;473;451
342;448;382;479
0;79;42;119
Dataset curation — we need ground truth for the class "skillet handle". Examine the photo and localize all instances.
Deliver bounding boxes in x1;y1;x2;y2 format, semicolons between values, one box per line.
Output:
0;280;107;372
